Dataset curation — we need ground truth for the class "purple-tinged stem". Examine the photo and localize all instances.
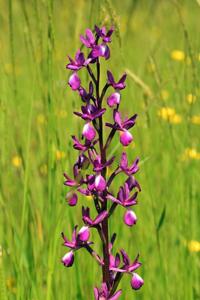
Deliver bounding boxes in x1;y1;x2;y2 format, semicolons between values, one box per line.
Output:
84;244;104;266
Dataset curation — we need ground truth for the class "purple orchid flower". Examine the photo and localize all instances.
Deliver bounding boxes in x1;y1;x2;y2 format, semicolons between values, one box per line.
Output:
80;28;96;48
79;81;94;102
90;44;110;60
110;250;141;274
74;104;106;121
67;49;91;70
72;135;97;152
106;110;137;146
120;152;139;176
62;25;144;298
82;207;108;227
62;225;91;250
107;181;138;208
107;71;127;90
88;149;115;172
95;25;114;43
94;283;122;300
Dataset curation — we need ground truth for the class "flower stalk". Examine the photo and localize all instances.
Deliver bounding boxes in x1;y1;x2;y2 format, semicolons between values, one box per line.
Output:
61;25;144;299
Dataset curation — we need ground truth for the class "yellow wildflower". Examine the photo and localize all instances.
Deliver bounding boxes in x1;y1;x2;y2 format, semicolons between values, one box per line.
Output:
158;107;182;124
186;94;196;104
12;155;22;168
191;115;200;125
171;50;185;61
170;114;182;124
56;150;65;160
158;107;175;119
160;90;169;101
188;240;200;252
182;148;200;161
6;277;17;294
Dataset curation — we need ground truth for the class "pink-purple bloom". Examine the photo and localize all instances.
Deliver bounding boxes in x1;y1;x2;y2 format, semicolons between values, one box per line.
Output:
68;72;81;90
107;92;121;107
67;49;90;70
131;273;144;290
61;250;74;267
62;24;144;299
124;210;137;226
82;123;96;141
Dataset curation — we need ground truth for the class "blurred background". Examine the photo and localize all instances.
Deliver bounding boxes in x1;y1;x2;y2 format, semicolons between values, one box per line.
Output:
0;0;200;299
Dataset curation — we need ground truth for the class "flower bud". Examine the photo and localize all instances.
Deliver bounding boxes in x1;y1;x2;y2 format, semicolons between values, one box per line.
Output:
68;73;81;90
131;273;144;290
124;210;137;227
66;192;78;206
107;92;120;107
95;174;106;192
120;130;133;146
82;123;96;141
78;226;90;242
62;251;74;267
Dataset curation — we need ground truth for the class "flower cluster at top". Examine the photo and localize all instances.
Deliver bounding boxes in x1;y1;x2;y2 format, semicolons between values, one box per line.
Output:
61;25;144;299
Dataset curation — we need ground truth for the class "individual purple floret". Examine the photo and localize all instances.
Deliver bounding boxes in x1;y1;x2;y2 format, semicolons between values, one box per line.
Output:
61;24;144;299
67;49;90;70
107;71;127;90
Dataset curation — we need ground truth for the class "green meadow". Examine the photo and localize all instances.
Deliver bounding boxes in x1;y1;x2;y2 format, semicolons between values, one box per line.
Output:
0;0;200;299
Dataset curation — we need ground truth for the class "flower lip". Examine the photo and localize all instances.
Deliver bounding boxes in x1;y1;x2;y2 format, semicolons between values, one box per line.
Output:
61;251;74;267
120;130;133;146
68;73;81;90
124;210;137;226
95;174;107;191
131;273;144;290
107;92;121;107
66;192;78;206
82;123;96;141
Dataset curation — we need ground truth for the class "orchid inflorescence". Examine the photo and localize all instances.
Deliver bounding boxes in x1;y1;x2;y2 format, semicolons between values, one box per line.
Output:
61;25;144;299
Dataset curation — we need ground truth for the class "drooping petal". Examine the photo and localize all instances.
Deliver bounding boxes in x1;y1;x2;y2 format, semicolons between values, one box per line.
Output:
131;273;144;290
68;73;81;90
109;290;122;300
82;123;96;141
124;210;137;226
93;210;108;225
129;254;142;272
61;251;74;267
120;130;133;146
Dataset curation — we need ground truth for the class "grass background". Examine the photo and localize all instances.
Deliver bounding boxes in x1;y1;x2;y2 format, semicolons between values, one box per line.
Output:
0;0;200;299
